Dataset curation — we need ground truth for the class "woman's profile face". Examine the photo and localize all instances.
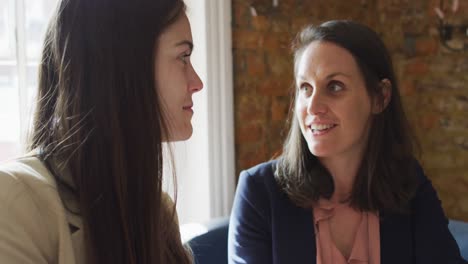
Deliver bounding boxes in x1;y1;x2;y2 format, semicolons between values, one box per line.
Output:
155;13;203;142
295;41;376;163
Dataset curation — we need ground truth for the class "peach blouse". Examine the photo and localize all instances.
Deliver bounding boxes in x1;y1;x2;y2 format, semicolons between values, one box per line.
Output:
313;199;380;264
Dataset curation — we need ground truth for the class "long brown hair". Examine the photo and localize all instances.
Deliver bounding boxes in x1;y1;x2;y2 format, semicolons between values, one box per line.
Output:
29;0;191;263
276;20;418;213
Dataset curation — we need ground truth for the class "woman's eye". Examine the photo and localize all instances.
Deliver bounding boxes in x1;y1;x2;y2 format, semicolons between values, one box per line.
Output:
179;52;191;64
299;83;312;96
328;81;344;92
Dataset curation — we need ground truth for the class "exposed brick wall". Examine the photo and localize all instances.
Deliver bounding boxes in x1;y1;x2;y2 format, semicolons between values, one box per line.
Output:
232;0;468;221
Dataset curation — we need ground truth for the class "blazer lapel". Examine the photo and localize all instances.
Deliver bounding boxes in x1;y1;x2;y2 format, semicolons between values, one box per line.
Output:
380;211;413;264
275;198;316;264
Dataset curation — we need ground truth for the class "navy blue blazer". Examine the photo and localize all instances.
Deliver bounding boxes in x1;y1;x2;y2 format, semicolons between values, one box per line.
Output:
228;160;466;264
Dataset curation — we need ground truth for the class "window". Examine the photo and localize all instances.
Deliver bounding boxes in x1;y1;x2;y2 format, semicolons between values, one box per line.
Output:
0;0;57;161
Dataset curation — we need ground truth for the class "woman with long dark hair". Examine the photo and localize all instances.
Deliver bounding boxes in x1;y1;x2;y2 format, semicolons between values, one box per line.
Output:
0;0;202;263
228;20;465;264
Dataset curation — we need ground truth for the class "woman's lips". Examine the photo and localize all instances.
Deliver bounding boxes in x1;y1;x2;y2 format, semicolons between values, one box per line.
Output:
183;105;193;113
308;124;337;136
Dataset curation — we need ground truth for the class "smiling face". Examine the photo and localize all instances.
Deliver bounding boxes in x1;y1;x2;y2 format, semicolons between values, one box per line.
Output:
295;41;374;165
155;13;203;142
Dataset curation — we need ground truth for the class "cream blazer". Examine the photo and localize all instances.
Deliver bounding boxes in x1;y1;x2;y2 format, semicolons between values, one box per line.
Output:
0;155;178;264
0;155;83;263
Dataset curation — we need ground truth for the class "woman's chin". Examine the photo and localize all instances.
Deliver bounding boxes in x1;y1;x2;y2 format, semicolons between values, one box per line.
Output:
307;144;332;158
164;127;193;142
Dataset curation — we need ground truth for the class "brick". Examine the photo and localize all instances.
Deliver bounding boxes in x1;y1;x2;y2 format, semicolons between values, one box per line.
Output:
233;75;255;95
233;1;251;29
429;56;458;75
233;50;246;74
263;32;292;52
455;58;468;73
415;37;439;56
246;53;266;76
257;78;293;97
420;111;440;130
447;178;468;195
404;59;429;76
427;135;454;152
455;95;468;111
236;94;269;123
438;190;457;209
414;79;466;92
421;152;456;169
237;143;269;171
439;116;468;132
251;15;270;31
430;94;468;113
233;30;264;50
271;96;290;121
236;123;264;143
290;17;311;34
454;136;468;151
279;0;296;13
268;121;289;153
335;1;367;20
460;197;468;214
426;0;441;18
271;16;290;33
400;79;416;96
266;52;293;76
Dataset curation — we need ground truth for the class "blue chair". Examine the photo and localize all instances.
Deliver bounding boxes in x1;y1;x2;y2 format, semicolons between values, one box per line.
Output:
449;219;468;261
185;217;468;263
185;217;229;264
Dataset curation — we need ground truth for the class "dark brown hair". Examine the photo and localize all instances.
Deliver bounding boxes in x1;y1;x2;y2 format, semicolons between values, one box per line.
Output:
276;20;418;213
29;0;191;263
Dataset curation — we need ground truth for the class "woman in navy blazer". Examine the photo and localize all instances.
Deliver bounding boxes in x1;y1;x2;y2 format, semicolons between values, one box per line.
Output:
228;20;466;264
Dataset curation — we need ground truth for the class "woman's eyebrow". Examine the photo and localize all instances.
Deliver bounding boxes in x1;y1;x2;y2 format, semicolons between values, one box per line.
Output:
175;40;194;51
325;72;351;80
296;72;351;81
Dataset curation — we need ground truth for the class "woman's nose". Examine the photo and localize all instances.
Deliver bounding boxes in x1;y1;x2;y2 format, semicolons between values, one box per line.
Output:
307;92;327;115
189;67;203;93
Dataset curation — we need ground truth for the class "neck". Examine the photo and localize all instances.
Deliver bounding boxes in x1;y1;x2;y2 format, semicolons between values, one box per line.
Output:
319;154;363;203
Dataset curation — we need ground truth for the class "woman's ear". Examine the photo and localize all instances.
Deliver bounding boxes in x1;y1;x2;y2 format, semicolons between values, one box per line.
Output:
372;78;392;114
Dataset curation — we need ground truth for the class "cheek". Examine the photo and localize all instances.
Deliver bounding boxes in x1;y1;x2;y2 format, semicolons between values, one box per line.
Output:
294;102;304;122
295;102;308;136
295;97;307;114
155;66;171;95
347;101;372;130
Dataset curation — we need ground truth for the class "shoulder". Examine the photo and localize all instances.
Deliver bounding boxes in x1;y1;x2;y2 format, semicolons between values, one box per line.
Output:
239;160;278;189
407;160;447;225
0;155;56;185
235;160;287;214
411;161;436;202
0;156;68;263
236;160;282;203
244;159;278;176
407;162;466;262
0;154;63;219
407;161;436;209
0;155;58;201
0;155;61;212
